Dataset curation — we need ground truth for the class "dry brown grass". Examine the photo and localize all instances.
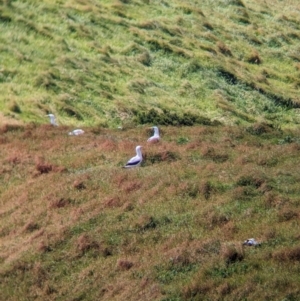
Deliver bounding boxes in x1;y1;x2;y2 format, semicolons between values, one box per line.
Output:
1;123;300;300
273;246;300;262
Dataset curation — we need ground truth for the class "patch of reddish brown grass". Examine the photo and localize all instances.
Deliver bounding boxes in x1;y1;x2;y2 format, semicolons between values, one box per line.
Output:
122;180;142;193
221;244;244;265
264;192;289;208
116;259;134;270
49;198;73;209
200;180;213;200
134;215;157;232
37;241;52;253
103;196;121;208
122;201;134;212
0;124;25;134
22;221;40;233
273;246;300;261
73;180;86;190
204;211;230;230
75;234;100;256
201;145;229;163
182;277;214;300
98;139;117;151
6;153;21;165
34;156;66;175
277;208;298;222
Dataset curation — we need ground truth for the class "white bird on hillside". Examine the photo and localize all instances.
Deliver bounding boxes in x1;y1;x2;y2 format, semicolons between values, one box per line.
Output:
147;126;160;143
124;146;143;168
68;129;85;136
242;238;261;246
46;114;58;126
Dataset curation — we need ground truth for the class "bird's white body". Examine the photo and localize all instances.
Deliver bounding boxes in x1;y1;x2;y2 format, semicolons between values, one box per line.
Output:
243;238;260;246
46;114;58;126
68;129;85;136
147;126;160;143
124;146;143;168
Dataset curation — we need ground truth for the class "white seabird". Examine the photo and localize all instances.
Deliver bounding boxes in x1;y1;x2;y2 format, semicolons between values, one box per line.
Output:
147;126;160;143
124;146;143;168
242;238;261;246
68;129;85;136
46;114;58;126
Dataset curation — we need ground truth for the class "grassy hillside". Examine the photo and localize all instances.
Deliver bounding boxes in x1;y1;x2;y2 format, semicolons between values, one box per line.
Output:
1;123;300;300
1;1;300;300
0;0;300;128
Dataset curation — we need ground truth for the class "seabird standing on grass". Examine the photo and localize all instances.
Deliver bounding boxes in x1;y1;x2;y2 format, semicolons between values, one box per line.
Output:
124;146;143;168
46;114;58;126
68;129;85;136
147;126;160;143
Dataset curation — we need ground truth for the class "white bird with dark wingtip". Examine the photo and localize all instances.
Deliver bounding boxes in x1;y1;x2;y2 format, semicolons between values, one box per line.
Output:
46;114;58;126
147;126;160;143
124;146;143;168
242;238;261;246
68;129;85;136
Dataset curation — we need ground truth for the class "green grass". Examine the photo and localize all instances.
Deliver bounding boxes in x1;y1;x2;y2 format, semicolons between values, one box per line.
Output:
1;0;300;128
1;0;300;300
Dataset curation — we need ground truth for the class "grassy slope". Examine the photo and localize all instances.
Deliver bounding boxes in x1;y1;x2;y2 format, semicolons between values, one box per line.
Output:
1;0;300;300
0;0;300;128
0;123;300;300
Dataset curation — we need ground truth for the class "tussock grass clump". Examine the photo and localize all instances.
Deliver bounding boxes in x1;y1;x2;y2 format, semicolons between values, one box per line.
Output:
116;259;134;270
217;67;238;85
22;222;40;233
203;21;214;30
201;146;229;163
49;198;73;209
204;211;230;230
277;208;298;222
176;5;205;16
73;180;86;190
128;78;154;94
246;50;262;64
134;215;157;232
75;234;100;257
8;101;21;113
221;244;244;265
236;174;265;188
217;41;233;56
34;157;66;175
200;181;213;200
60;106;83;120
0;124;24;134
144;150;178;164
228;0;246;7
133;108;219;126
246;122;274;135
273;246;300;262
34;70;60;91
136;51;151;66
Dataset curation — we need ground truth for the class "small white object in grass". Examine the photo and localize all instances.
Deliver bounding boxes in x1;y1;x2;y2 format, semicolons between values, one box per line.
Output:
68;129;85;136
46;114;58;126
147;126;160;143
242;238;261;246
124;146;143;168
